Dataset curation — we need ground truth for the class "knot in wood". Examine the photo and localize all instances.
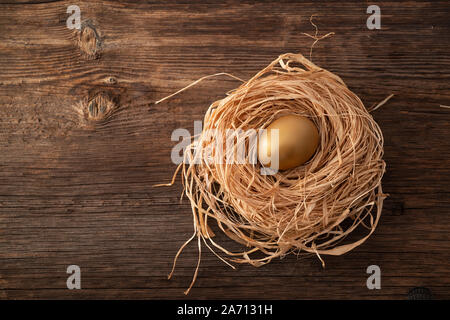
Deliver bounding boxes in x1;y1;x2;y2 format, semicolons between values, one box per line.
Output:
85;92;116;122
77;22;101;59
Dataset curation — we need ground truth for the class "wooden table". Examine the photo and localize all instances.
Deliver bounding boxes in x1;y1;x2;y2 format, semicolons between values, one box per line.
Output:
0;0;449;299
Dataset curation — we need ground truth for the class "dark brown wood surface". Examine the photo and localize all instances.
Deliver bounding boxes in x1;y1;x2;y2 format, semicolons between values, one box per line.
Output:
0;0;449;300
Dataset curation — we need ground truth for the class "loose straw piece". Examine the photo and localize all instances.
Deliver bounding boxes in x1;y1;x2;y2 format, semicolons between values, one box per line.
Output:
302;15;335;61
158;52;388;294
155;73;244;105
369;94;395;112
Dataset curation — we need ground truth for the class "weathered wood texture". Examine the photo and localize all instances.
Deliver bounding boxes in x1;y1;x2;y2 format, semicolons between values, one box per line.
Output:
0;0;449;299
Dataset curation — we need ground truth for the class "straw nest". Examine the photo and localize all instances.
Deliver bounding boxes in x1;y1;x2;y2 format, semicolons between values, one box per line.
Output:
158;53;388;294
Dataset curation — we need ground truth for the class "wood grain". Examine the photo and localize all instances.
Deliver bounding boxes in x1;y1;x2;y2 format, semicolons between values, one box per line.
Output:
0;0;449;299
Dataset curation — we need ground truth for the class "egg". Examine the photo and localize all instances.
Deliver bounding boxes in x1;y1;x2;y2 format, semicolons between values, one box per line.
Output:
258;115;320;170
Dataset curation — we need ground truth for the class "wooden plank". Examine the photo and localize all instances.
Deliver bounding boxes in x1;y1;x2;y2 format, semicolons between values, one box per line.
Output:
0;0;449;299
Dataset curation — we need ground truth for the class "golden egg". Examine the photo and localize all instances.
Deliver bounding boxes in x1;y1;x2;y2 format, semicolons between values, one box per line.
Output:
258;115;319;171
